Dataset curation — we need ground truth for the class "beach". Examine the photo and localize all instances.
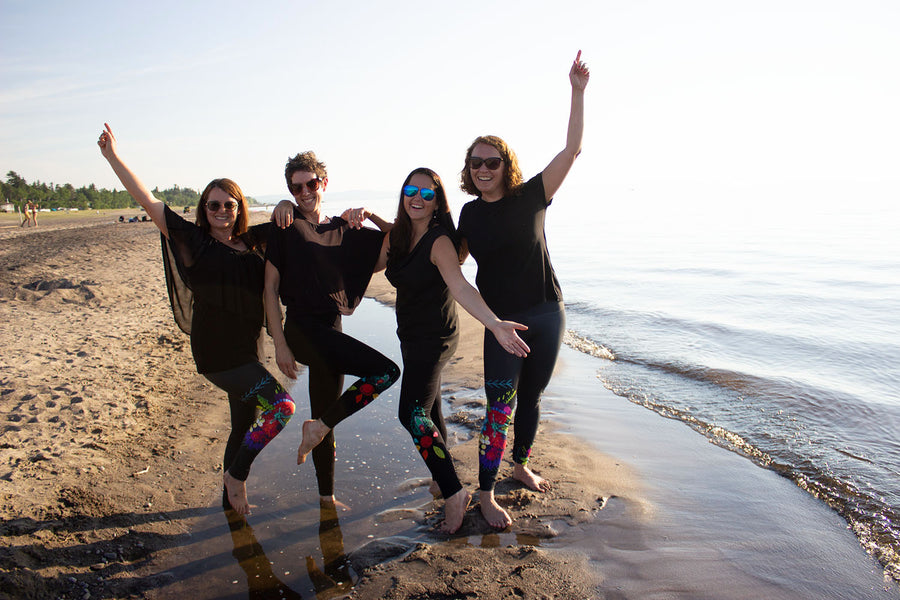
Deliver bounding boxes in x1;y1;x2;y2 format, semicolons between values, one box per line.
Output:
1;211;897;599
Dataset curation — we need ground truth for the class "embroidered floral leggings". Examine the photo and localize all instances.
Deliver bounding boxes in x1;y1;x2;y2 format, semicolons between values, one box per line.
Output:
397;352;463;499
204;362;295;485
479;302;565;492
285;314;400;497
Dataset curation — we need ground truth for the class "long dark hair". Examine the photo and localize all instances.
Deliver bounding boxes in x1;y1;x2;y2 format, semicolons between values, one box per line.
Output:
387;168;458;267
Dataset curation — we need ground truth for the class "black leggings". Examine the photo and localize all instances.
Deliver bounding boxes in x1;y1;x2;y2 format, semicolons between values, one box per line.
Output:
204;362;295;482
397;350;462;499
478;301;565;491
284;314;400;497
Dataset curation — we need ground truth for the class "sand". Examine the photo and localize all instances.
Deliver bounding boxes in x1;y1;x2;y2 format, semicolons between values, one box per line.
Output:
1;211;896;600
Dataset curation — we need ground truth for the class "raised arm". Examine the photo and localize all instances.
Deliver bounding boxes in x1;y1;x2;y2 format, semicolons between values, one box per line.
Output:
264;260;298;379
541;50;590;202
431;236;530;357
96;123;168;237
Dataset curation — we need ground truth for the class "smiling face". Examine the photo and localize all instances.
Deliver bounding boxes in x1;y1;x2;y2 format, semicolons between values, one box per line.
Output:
469;142;507;201
290;170;327;222
203;187;240;235
402;172;438;226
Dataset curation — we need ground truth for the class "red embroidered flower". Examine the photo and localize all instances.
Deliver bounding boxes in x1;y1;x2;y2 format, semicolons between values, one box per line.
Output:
360;383;375;396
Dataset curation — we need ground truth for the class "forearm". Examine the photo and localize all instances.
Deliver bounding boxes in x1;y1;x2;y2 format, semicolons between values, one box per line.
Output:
449;281;501;330
565;87;586;159
366;212;393;232
264;279;288;347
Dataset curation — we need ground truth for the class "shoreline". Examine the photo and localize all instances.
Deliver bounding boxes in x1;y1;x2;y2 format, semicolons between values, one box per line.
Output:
1;215;896;599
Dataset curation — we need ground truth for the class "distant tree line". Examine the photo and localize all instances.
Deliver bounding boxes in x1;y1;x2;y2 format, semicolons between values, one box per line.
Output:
1;170;257;211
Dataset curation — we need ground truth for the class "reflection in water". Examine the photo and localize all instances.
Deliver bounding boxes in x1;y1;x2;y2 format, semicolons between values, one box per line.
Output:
306;501;356;598
224;501;356;599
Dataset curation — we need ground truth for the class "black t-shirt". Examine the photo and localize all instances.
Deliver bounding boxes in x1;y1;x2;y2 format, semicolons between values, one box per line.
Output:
162;206;269;373
265;213;385;322
457;173;562;318
385;226;459;361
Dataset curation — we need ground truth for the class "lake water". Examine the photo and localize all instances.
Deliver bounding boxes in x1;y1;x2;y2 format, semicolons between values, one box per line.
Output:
297;180;900;581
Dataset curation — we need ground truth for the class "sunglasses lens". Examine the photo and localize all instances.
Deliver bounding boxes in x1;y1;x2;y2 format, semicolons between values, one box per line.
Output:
291;179;320;194
470;157;502;170
207;201;237;211
403;185;418;198
420;188;436;201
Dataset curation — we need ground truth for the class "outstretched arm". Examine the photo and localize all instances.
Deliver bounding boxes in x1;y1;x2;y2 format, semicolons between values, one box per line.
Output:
541;50;590;202
264;261;298;379
96;123;168;237
431;236;530;357
341;207;393;232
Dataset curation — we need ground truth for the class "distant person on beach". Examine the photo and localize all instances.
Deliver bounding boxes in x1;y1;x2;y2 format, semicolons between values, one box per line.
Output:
20;201;35;227
380;167;530;533
97;123;294;516
29;201;37;227
264;151;399;506
457;51;590;528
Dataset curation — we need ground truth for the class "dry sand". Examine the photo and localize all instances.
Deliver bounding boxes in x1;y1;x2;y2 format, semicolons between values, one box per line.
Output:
0;212;645;599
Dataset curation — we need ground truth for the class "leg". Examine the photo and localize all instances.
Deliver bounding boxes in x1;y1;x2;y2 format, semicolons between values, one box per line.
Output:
398;355;469;533
285;317;399;499
306;364;340;498
477;335;523;528
205;363;296;514
511;304;565;492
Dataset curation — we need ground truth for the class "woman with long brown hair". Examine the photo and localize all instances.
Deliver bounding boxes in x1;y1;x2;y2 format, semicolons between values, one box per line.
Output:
98;124;293;516
380;167;528;533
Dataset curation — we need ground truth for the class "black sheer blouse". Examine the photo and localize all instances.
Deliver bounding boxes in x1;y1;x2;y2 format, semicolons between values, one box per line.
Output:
162;206;270;373
265;213;385;323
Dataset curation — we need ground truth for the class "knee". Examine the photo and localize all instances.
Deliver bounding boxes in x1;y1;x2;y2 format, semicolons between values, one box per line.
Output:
273;390;296;419
385;361;401;384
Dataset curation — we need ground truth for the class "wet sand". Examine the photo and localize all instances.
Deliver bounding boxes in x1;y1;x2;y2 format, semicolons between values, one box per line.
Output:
0;212;896;599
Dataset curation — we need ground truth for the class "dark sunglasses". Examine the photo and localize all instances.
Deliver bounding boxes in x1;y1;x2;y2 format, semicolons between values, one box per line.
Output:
402;185;436;202
205;200;239;212
469;156;503;170
289;178;322;195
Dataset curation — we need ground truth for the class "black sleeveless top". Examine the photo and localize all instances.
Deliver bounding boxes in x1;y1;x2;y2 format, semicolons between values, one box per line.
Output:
385;225;459;362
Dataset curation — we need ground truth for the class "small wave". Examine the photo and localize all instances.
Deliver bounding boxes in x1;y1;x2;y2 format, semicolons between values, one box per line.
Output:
563;330;615;361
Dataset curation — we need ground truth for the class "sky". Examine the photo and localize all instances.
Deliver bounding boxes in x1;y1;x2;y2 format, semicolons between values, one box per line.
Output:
2;0;899;230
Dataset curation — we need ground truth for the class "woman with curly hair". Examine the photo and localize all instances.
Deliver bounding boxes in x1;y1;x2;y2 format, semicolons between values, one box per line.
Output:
457;51;590;528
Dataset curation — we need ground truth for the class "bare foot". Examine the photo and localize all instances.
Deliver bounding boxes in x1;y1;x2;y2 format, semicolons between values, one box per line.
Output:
513;463;550;492
297;419;330;464
320;495;351;512
440;488;471;534
428;480;441;497
478;490;511;529
223;471;251;515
